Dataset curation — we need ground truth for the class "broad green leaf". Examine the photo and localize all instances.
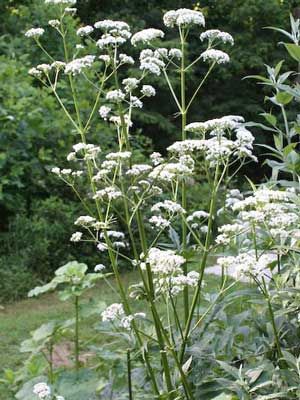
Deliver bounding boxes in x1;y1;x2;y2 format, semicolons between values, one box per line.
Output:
284;43;300;62
261;113;277;126
275;91;293;105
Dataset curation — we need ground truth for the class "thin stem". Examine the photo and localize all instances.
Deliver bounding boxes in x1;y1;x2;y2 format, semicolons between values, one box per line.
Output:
180;26;189;325
186;62;216;112
127;349;133;400
74;296;80;372
180;163;220;363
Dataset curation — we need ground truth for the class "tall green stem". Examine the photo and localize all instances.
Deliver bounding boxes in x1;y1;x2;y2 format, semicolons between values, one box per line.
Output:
74;296;80;372
180;27;189;324
180;164;220;363
127;349;133;400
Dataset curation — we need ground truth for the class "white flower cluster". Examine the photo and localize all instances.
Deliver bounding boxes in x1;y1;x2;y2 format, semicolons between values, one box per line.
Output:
149;215;170;229
200;29;234;45
139;49;166;75
101;303;145;330
167;116;256;166
94;263;106;272
216;188;299;246
98;105;111;120
74;215;96;227
150;152;164;165
33;382;51;399
145;248;185;275
71;142;101;160
94;19;131;49
200;49;230;64
131;28;164;46
217;252;276;279
141;85;156;97
93;186;122;201
77;25;94;36
45;0;76;4
149;158;194;181
126;164;152;176
122;77;139;92
25;28;45;38
155;270;199;296
70;231;82;242
119;53;134;65
151;200;185;215
106;89;125;103
163;8;205;28
186;115;244;134
65;55;95;75
51;167;82;178
48;19;60;28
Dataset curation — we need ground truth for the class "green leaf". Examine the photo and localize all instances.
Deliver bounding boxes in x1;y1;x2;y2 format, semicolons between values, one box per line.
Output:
261;113;277;126
284;43;300;62
217;361;240;380
275;91;293;105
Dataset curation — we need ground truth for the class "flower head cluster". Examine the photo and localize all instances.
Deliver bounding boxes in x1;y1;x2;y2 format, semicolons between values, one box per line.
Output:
65;55;95;75
25;28;45;38
131;28;164;46
33;382;51;399
155;270;199;296
45;0;76;4
216;188;298;246
200;29;234;45
94;19;131;49
77;25;94;36
185;115;244;135
93;186;122;201
101;303;145;330
151;200;185;215
200;49;230;64
217;252;276;279
139;49;166;75
163;8;205;28
145;248;185;275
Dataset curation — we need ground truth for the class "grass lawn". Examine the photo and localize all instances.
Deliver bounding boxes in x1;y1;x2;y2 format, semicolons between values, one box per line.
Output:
0;270;222;399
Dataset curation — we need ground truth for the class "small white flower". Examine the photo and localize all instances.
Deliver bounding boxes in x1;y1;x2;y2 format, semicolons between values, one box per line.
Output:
64;7;77;14
48;19;60;28
51;167;61;175
99;106;111;120
70;231;82;242
77;25;94;36
169;48;182;59
200;29;234;45
119;53;134;65
33;382;51;399
163;8;205;28
45;0;77;4
74;215;96;226
106;89;125;102
25;28;45;38
67;152;76;161
94;264;106;272
131;28;164;46
65;55;95;75
98;54;110;63
122;77;139;92
200;49;230;64
28;68;42;78
141;85;156;97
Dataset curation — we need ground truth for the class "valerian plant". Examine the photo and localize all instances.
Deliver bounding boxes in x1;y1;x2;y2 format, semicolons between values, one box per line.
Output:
17;1;300;399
